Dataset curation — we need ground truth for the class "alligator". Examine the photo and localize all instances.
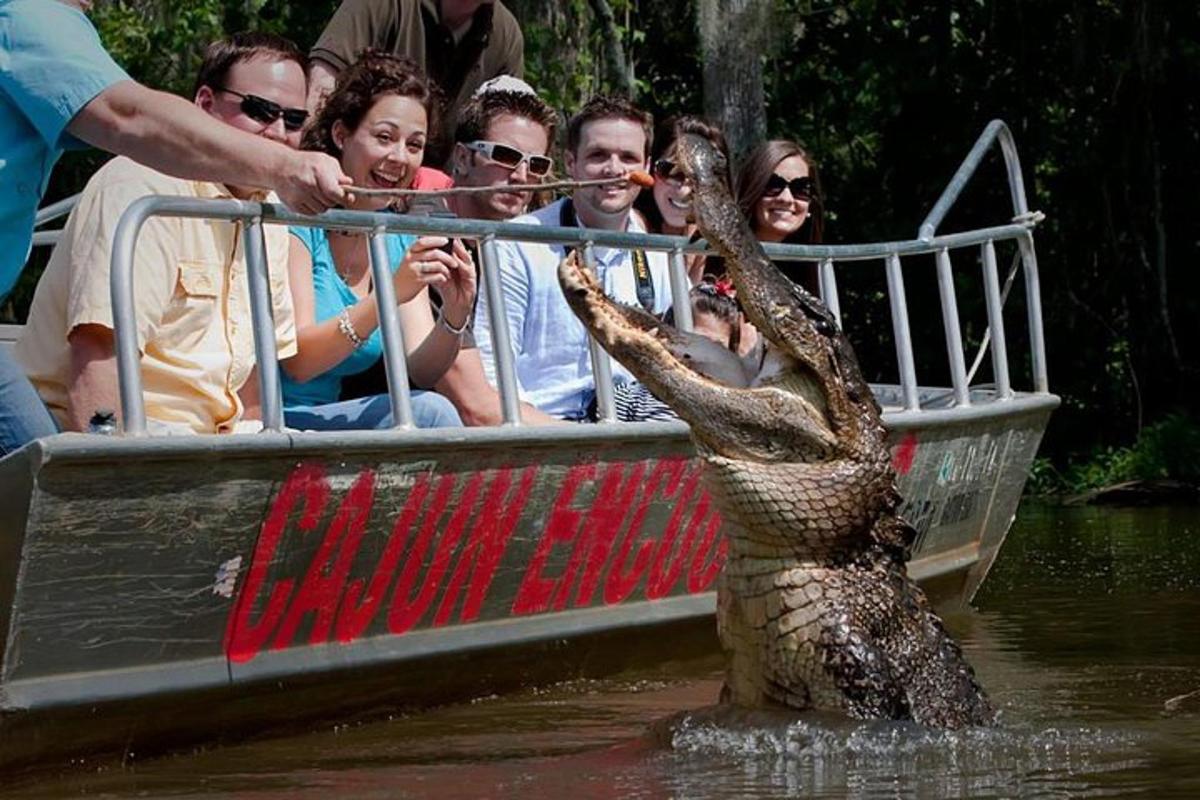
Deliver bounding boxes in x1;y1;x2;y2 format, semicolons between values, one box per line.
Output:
556;133;996;729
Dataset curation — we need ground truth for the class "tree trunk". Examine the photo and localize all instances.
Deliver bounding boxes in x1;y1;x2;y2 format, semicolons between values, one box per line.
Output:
696;0;771;162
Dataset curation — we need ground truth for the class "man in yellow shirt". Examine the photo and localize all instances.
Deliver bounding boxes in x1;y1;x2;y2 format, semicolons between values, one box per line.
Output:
16;33;309;434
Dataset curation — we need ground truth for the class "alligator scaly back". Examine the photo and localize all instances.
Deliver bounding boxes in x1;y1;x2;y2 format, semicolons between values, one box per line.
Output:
557;133;994;728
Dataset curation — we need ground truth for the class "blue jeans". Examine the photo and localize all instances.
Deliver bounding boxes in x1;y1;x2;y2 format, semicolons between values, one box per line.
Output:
284;390;462;431
0;347;58;457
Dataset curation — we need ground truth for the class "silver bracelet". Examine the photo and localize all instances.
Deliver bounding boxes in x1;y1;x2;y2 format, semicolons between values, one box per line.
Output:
337;309;365;349
438;309;469;336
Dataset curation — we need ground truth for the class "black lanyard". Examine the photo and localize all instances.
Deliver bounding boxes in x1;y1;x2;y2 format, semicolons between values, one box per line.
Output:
559;199;656;314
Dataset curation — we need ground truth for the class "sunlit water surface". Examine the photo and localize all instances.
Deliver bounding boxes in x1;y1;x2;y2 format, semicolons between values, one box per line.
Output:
8;505;1200;798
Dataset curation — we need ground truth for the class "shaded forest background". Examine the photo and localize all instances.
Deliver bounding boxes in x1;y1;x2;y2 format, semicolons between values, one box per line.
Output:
9;0;1199;477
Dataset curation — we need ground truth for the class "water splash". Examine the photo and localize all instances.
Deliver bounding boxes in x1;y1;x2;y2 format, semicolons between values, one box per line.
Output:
651;706;1156;799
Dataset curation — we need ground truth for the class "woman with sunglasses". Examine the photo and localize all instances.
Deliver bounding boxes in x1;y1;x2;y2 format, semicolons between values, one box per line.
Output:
634;115;731;285
280;53;474;430
734;139;825;295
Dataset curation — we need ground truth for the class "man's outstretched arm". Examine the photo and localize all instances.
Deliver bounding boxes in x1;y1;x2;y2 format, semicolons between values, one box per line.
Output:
68;81;350;215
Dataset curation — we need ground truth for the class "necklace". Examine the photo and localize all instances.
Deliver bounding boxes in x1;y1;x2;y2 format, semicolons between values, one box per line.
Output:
330;234;372;293
336;263;373;296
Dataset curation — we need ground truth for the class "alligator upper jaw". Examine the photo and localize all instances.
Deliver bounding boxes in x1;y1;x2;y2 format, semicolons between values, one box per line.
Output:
674;133;844;374
675;132;880;435
557;253;837;462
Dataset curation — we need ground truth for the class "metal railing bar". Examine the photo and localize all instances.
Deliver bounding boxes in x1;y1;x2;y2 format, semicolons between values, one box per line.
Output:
242;218;284;430
296;211;1035;264
34;193;80;227
935;248;971;406
884;254;920;411
1017;233;1050;393
367;228;415;429
818;257;842;329
32;390;1062;465
668;247;694;332
978;241;1012;399
582;242;617;423
31;230;64;248
919;120;1031;241
100;196;1034;263
478;235;523;426
111;197;156;434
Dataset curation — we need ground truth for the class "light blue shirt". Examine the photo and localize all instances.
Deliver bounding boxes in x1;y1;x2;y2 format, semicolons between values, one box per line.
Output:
281;226;416;408
0;0;130;300
474;198;673;419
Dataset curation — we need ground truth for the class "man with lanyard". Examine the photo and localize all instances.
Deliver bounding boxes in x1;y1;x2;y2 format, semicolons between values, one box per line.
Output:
0;0;349;457
306;0;524;166
473;95;672;421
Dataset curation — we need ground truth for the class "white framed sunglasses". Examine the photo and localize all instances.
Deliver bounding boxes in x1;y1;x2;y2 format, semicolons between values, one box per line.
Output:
463;140;554;177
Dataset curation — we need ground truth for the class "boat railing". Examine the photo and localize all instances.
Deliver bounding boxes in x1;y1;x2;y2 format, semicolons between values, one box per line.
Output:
920;119;1033;241
31;193;80;248
90;119;1049;435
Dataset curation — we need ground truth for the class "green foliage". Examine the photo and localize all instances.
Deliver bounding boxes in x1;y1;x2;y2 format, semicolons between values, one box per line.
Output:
520;0;601;113
1027;413;1200;495
762;0;1200;469
517;0;650;114
92;0;227;96
89;0;341;96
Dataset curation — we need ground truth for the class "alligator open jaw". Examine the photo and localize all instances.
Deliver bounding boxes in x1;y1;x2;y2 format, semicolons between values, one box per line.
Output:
558;253;837;464
557;132;996;729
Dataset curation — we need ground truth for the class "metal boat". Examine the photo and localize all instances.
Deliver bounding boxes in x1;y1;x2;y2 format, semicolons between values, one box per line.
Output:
0;121;1056;768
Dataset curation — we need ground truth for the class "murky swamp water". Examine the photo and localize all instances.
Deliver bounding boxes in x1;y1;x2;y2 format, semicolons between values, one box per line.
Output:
7;504;1200;798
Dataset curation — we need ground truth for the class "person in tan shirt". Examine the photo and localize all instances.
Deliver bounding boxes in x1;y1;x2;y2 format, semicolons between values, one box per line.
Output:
15;33;310;434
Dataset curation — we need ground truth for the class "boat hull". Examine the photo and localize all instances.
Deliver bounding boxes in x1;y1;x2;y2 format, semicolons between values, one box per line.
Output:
0;391;1055;768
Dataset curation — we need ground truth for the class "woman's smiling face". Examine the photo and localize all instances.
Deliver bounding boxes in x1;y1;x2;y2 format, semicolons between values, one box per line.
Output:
334;93;427;209
651;142;692;231
753;154;811;242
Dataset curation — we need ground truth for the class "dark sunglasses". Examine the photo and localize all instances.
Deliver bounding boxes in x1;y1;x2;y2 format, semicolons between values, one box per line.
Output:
217;87;308;132
763;173;815;201
652;158;685;182
464;140;554;176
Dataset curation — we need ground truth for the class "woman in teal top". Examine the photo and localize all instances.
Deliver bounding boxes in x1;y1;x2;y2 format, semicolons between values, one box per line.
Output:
281;54;475;430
